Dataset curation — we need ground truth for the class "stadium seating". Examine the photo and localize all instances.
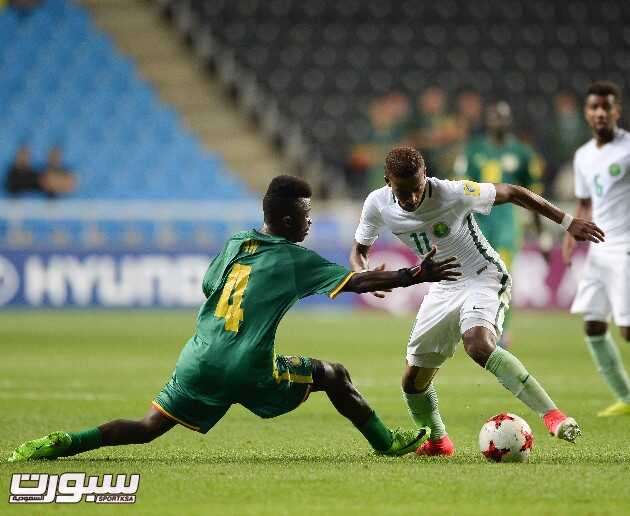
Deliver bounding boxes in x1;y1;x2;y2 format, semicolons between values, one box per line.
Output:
0;0;251;200
183;0;630;166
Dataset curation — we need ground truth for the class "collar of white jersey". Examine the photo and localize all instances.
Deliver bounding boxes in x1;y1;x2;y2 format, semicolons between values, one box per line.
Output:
390;178;433;211
593;128;627;149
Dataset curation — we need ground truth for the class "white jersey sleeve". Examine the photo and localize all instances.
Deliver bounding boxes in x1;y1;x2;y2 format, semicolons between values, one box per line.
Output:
573;152;591;199
449;180;496;215
354;190;385;245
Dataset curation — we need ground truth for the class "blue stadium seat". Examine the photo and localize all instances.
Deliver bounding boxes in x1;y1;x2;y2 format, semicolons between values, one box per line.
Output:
0;0;250;201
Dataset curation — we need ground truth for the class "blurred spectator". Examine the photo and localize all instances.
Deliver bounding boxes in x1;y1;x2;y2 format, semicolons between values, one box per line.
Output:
456;90;484;139
455;100;545;251
409;86;461;178
5;145;40;196
40;146;77;196
9;0;41;14
544;91;591;192
345;92;410;195
455;101;544;192
4;145;77;198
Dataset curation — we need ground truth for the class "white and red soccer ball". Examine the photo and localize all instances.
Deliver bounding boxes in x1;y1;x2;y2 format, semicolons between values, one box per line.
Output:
479;412;534;463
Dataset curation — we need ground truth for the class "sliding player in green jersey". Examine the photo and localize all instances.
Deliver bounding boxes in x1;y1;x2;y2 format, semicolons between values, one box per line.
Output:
455;101;544;347
8;175;461;462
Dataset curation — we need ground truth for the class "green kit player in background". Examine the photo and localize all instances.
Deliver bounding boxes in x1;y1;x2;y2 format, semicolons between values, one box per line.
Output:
9;175;461;462
455;101;544;347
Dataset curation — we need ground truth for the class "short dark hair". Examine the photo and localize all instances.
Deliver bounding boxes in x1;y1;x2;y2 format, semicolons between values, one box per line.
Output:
263;175;312;223
385;145;426;178
586;81;622;103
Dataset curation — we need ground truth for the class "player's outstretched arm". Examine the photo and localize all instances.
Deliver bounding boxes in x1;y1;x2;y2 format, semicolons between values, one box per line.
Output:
561;198;593;265
494;184;605;244
342;246;461;295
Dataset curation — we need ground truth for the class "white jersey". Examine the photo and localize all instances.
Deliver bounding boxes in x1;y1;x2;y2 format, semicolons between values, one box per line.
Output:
354;178;508;285
574;128;630;244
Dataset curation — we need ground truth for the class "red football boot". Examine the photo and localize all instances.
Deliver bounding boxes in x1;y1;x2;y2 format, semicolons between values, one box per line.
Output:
415;435;455;456
543;409;581;443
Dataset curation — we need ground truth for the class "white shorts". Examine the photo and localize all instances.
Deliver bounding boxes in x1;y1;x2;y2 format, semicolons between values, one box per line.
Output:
406;271;512;369
570;243;630;327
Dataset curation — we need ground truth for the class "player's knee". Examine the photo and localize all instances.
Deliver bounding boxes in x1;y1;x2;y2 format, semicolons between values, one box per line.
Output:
462;327;496;366
312;360;352;392
584;320;607;337
329;362;352;389
463;337;494;366
464;343;490;366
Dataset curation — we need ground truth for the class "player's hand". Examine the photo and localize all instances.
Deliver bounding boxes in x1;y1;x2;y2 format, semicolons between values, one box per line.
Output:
409;246;462;283
567;218;605;243
370;263;392;298
561;233;576;266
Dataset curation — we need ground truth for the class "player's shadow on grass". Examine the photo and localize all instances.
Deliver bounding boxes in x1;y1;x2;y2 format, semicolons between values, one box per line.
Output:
58;453;382;466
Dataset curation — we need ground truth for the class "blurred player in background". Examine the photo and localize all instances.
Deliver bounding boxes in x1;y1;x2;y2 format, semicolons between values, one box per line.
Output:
563;81;630;417
455;101;545;347
351;145;604;456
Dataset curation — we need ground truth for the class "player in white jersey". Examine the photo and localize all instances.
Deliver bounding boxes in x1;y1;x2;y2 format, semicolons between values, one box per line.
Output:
351;145;604;456
562;81;630;417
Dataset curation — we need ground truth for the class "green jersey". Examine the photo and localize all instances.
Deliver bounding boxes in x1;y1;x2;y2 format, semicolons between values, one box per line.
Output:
455;135;543;253
174;229;352;405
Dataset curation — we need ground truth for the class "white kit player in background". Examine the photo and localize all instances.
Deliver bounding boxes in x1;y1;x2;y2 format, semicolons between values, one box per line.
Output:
350;145;605;456
563;81;630;417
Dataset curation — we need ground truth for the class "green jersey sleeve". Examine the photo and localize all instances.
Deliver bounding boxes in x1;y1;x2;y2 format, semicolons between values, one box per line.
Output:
290;246;354;300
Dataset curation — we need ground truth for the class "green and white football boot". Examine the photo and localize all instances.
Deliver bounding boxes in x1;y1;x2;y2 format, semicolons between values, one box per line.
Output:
378;427;431;457
8;431;72;462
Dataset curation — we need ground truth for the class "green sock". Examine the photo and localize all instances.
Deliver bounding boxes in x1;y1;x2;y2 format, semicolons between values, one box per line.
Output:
485;347;556;416
403;383;446;440
586;333;630;403
356;411;393;452
65;427;103;456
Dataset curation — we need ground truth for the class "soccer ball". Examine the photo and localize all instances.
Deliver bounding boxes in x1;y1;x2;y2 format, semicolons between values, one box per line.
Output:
479;412;534;463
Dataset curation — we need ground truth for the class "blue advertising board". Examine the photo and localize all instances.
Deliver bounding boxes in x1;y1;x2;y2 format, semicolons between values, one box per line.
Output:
0;248;354;309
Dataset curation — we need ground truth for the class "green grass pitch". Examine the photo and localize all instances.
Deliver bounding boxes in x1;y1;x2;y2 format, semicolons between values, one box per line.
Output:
1;310;630;515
